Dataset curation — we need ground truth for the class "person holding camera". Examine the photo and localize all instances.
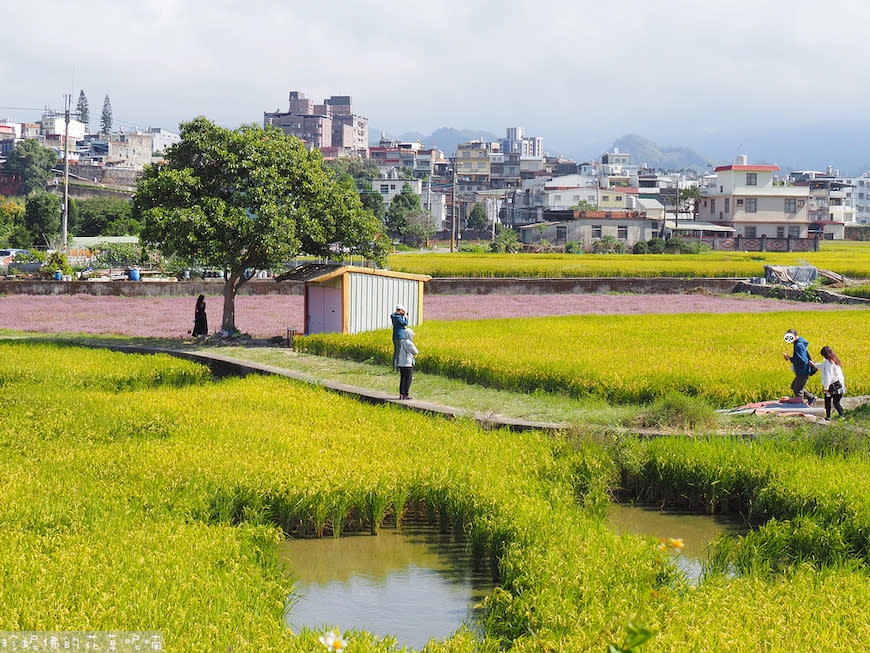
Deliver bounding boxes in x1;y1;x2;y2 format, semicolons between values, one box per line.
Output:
391;304;408;371
817;346;847;420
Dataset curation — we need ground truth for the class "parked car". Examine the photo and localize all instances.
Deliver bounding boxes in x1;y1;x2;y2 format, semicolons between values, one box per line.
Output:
0;249;29;266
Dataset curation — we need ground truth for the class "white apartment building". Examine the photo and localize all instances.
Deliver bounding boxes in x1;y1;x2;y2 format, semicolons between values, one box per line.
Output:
853;172;870;224
148;127;181;154
372;175;423;207
501;127;544;157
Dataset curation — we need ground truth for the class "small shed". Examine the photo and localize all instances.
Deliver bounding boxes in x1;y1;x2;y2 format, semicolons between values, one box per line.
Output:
278;264;431;335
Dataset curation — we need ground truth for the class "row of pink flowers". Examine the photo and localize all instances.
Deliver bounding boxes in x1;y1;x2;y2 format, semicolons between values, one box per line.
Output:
0;293;860;339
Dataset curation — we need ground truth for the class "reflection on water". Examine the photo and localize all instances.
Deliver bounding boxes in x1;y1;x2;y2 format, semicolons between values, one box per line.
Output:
278;525;495;650
607;504;745;581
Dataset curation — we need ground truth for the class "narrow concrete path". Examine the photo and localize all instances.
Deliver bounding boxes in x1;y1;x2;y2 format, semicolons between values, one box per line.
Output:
102;344;565;433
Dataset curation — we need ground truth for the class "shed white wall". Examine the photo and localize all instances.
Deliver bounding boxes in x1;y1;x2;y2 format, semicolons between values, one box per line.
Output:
348;273;420;335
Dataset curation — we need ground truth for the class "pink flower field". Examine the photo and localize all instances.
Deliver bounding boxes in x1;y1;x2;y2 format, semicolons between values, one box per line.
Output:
0;292;863;339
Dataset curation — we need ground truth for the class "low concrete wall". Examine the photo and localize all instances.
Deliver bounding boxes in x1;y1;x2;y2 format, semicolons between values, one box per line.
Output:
426;277;743;295
732;281;870;305
0;279;303;297
0;277;742;297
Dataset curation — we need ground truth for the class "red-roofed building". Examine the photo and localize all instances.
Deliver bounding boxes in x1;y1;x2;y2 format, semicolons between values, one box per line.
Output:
699;157;824;239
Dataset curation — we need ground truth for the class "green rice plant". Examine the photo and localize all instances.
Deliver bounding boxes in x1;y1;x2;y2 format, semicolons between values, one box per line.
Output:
387;241;870;279
7;341;870;650
298;310;870;407
841;283;870;299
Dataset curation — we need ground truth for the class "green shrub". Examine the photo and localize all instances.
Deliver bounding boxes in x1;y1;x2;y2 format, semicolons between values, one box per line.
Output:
647;237;665;254
799;287;823;303
593;235;625;254
632;240;649;255
767;286;786;299
635;391;716;429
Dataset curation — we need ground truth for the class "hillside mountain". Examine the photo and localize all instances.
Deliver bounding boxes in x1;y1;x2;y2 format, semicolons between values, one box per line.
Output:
371;127;499;154
612;134;714;171
690;121;870;176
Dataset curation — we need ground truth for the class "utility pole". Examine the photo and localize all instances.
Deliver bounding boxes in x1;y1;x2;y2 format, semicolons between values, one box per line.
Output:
61;93;71;253
674;175;680;238
451;157;457;253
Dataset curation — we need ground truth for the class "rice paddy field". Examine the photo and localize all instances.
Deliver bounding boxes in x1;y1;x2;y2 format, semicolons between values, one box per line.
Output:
4;341;870;651
298;309;870;406
388;241;870;279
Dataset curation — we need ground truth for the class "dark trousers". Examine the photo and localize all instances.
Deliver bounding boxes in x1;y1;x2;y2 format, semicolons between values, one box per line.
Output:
791;374;816;402
825;394;845;419
393;340;401;370
399;366;413;397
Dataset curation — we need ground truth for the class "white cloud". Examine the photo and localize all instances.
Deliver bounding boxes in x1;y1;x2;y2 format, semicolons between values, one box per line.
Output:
4;0;870;152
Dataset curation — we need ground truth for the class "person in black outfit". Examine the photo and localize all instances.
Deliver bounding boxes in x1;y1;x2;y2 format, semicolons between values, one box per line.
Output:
193;294;208;337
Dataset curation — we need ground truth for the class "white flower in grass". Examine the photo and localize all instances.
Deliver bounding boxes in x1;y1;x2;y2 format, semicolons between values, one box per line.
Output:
319;630;348;651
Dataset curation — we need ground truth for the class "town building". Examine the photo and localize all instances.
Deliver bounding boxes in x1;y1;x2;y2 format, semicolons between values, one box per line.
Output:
148;127;180;154
264;91;368;155
371;174;422;206
518;210;661;248
853;172;870;224
500;127;544;157
699;157;825;238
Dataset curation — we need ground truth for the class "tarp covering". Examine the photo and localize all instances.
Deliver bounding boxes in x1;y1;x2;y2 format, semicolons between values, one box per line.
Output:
717;397;826;419
763;264;818;287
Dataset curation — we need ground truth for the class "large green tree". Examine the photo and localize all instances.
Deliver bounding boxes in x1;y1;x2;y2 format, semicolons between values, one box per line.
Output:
4;139;58;194
134;117;389;332
100;95;113;134
72;196;135;236
76;90;90;129
22;191;61;247
467;203;488;230
0;196;25;245
357;181;385;220
385;183;422;235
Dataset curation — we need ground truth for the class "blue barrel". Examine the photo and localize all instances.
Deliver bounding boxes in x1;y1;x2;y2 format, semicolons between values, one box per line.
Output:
54;270;62;281
129;268;141;281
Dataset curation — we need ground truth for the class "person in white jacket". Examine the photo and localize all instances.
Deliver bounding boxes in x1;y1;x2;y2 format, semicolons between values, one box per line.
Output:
817;345;847;420
397;328;418;400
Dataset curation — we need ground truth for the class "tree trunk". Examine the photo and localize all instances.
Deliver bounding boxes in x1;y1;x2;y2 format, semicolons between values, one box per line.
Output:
220;269;247;332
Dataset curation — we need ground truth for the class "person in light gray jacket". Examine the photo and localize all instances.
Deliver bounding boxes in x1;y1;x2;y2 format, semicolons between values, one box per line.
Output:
397;328;418;400
817;345;847;420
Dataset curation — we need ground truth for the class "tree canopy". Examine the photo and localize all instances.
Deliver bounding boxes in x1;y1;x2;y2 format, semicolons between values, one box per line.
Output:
72;196;137;236
134;117;389;332
22;192;61;247
76;90;89;129
467;203;488;230
4;139;58;194
100;95;113;134
385;183;422;235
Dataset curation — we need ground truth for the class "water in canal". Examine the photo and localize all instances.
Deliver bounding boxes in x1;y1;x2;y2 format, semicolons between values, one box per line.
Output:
278;525;496;650
607;504;745;581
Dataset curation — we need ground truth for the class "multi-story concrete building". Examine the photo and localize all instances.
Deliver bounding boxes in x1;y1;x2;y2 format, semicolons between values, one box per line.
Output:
456;140;499;190
699;159;818;238
371;174;423;207
264;91;368;155
147;127;180;154
853;172;870;224
500;127;544;157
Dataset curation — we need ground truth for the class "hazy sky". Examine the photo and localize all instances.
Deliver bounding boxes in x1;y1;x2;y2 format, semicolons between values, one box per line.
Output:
3;0;870;158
